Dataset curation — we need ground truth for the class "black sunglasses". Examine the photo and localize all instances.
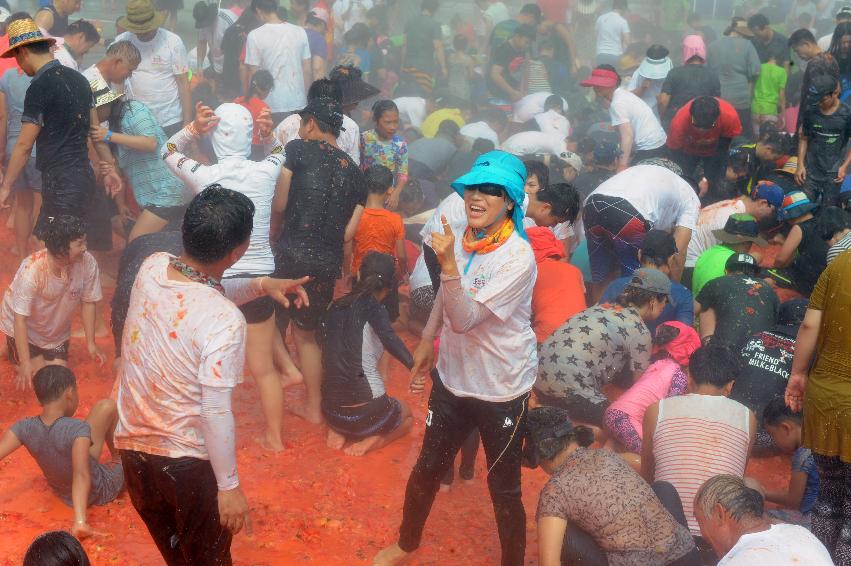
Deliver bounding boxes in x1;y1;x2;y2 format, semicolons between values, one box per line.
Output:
468;184;506;198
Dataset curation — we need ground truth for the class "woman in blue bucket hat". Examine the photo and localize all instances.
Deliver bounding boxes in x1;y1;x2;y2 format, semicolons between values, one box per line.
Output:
375;151;537;566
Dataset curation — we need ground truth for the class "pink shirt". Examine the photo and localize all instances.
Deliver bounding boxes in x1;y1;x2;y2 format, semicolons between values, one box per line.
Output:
608;358;683;438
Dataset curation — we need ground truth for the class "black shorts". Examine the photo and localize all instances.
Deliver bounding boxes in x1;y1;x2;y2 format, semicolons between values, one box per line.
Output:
35;165;92;233
162;122;184;138
224;273;275;324
321;395;403;440
534;389;608;427
145;204;186;226
6;334;69;364
274;268;335;332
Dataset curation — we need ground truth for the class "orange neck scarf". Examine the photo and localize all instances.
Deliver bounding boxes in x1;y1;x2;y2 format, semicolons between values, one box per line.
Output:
462;218;515;256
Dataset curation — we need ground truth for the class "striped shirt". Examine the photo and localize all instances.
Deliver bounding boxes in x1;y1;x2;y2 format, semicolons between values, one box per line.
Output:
827;231;851;265
652;394;751;535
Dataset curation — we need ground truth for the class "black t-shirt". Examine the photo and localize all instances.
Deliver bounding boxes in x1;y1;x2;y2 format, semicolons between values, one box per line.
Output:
751;32;789;66
798;52;840;130
488;40;524;95
110;231;183;356
660;64;721;123
278;139;367;280
802;102;851;179
22;60;94;172
786;218;829;295
696;274;780;352
731;329;795;421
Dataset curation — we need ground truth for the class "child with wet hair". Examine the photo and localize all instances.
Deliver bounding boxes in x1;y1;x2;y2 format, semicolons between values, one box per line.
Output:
319;252;414;456
23;531;91;566
0;215;104;389
0;366;123;539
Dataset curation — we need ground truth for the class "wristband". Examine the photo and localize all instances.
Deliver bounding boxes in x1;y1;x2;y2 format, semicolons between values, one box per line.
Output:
104;130;113;143
439;273;461;282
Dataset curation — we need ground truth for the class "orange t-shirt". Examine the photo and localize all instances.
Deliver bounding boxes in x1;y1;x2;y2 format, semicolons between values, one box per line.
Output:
352;208;404;275
532;259;587;343
233;95;270;145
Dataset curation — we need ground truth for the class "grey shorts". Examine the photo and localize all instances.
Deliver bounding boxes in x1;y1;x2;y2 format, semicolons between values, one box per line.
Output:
90;461;125;506
11;155;42;193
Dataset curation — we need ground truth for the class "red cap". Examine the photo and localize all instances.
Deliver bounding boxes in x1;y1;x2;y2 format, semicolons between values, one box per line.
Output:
580;68;619;88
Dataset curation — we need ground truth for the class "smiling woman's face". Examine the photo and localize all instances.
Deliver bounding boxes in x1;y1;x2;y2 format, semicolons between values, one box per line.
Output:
464;184;513;233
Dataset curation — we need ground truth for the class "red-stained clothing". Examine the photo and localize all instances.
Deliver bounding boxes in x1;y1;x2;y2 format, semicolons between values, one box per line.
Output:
0;36;17;76
667;97;742;157
532;259;587;343
352;208;404;275
233;95;270;145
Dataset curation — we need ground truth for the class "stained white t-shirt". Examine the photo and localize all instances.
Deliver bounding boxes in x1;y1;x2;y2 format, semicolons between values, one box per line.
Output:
332;0;374;36
718;524;833;565
437;230;538;401
534;110;571;138
626;72;665;116
501;131;566;157
198;8;237;74
609;88;667;151
460;120;500;147
117;29;190;128
274;112;360;164
685;198;747;267
513;91;565;122
0;250;102;349
244;22;311;113
484;1;511;26
595;11;630;56
590;164;700;232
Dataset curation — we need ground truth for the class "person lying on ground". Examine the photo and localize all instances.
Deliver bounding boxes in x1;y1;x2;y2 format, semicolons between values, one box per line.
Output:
319;252;413;456
0;215;104;390
0;366;123;539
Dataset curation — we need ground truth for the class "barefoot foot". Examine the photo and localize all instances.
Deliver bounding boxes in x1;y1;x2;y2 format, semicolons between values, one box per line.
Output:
373;543;410;566
255;432;285;453
289;403;323;425
343;435;381;456
326;428;346;450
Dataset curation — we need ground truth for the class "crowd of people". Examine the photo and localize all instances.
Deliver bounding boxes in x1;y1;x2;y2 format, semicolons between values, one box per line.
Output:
0;0;850;564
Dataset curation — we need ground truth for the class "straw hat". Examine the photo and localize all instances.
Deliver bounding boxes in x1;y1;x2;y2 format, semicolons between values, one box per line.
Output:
0;18;56;59
90;75;123;108
118;0;166;34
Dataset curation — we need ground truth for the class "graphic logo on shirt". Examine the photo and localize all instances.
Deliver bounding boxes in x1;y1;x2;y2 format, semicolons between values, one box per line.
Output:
270;144;283;154
176;157;188;169
162;143;177;161
502;417;514;428
151;55;168;67
190;163;201;173
425;409;433;427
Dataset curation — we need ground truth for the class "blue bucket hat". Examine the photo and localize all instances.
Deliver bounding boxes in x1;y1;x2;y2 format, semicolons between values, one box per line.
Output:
451;150;528;240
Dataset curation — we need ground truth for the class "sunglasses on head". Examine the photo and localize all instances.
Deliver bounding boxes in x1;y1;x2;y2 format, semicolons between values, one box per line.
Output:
468;184;506;197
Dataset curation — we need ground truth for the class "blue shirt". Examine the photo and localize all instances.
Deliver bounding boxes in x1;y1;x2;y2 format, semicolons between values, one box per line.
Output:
600;275;694;335
792;446;819;514
0;68;35;157
117;100;187;208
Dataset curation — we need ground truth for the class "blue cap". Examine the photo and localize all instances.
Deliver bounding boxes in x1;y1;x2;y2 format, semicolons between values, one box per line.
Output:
751;180;785;219
451;150;528;240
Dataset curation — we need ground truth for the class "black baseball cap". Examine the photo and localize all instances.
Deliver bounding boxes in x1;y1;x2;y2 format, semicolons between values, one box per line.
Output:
298;96;345;133
641;229;678;260
725;252;759;273
809;74;839;103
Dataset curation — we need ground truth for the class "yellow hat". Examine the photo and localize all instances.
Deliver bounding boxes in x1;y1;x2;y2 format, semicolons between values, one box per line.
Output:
0;18;56;59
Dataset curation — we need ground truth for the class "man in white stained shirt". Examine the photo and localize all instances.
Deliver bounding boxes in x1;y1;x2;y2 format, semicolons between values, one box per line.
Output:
80;40;140;95
193;1;237;78
117;186;309;565
595;0;630;69
245;0;312;125
115;0;192;137
581;65;667;170
53;19;99;71
695;475;833;565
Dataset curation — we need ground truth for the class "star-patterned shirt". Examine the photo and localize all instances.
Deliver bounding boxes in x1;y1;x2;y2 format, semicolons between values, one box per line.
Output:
536;303;651;404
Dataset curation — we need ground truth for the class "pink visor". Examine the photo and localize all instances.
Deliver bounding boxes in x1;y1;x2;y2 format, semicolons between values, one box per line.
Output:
580;68;619;88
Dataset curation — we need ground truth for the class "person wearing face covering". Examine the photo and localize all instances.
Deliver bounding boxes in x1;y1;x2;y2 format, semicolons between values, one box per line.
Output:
162;102;300;454
374;151;537;566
